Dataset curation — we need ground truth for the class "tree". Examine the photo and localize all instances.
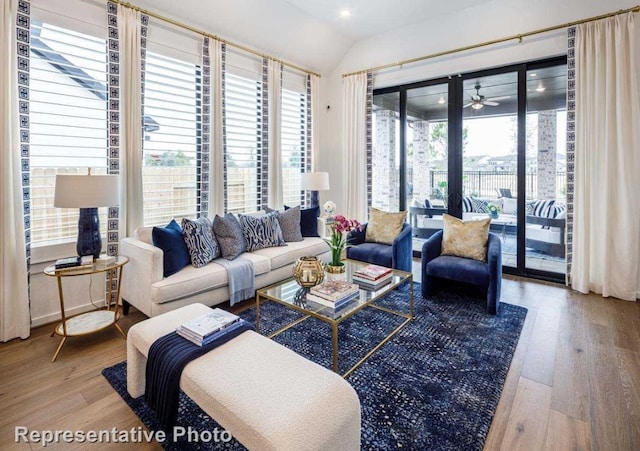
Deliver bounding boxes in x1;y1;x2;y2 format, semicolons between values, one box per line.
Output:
144;150;191;167
428;122;468;160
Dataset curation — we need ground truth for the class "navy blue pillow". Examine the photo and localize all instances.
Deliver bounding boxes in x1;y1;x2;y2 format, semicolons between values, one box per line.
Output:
152;219;191;277
286;205;319;237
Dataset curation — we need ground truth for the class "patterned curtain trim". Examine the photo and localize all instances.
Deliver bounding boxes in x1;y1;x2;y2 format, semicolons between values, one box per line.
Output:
17;0;31;302
221;43;228;212
565;27;576;285
365;71;373;210
199;36;211;217
304;73;312;207
260;57;269;210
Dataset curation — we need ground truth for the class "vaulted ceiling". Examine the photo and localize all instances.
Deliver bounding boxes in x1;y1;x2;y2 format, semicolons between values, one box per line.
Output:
134;0;496;75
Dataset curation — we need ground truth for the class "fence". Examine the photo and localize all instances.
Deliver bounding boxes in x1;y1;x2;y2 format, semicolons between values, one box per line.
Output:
429;170;567;201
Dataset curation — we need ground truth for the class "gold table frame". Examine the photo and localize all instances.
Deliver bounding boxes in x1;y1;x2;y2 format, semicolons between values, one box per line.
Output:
44;256;128;362
256;260;413;378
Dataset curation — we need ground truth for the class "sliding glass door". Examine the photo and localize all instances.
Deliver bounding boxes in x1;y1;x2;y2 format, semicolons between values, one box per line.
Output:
462;72;518;269
372;56;567;282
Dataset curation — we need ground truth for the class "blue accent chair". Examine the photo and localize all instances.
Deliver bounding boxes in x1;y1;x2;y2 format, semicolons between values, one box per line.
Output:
346;222;413;272
421;230;502;314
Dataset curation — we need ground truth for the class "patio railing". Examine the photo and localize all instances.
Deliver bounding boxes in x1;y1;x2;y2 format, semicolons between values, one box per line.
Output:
429;170;566;201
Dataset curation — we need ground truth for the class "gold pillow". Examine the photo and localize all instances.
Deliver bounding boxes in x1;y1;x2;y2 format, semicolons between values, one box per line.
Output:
441;214;490;261
365;208;407;245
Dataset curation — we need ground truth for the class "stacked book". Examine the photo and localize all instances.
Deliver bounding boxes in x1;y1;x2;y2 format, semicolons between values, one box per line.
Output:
352;264;393;290
177;308;242;346
306;280;360;310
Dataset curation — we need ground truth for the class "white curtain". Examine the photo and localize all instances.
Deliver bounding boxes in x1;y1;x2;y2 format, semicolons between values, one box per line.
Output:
343;73;369;222
210;39;225;216
267;59;283;209
310;74;320;171
118;7;143;236
1;0;30;341
571;12;640;300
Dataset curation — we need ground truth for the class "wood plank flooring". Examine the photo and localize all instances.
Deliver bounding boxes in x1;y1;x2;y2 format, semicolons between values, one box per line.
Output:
1;267;639;450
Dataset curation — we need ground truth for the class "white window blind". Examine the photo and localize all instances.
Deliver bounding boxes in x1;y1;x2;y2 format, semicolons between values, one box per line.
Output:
142;51;200;226
225;71;263;213
281;88;307;206
29;18;108;245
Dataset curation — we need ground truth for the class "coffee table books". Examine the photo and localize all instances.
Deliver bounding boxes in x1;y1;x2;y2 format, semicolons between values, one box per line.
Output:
307;280;360;310
309;280;359;301
306;290;360;310
352;264;393;290
176;308;240;346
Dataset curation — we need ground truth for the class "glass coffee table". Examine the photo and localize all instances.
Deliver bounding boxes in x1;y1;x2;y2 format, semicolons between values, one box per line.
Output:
256;259;413;378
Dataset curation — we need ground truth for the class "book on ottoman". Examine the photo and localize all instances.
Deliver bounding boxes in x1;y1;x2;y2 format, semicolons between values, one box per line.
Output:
176;308;240;346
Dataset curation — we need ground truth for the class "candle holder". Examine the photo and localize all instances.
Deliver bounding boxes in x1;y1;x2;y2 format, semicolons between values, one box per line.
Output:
293;256;325;288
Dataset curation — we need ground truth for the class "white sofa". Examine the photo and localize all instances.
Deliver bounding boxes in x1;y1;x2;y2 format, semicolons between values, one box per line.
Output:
120;226;330;317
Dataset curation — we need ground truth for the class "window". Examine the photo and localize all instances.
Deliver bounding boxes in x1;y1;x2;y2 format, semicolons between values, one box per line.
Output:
224;71;263;213
281;88;307;206
142;51;199;226
29;20;108;245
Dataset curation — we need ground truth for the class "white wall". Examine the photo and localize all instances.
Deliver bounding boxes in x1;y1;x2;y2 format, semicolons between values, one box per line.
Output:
317;0;638;218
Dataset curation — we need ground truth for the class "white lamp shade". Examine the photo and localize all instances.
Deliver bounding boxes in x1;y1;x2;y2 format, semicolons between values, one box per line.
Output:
54;174;120;208
300;172;330;191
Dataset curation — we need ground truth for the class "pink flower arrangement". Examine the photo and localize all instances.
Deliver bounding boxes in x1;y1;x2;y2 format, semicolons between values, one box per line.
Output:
325;215;362;267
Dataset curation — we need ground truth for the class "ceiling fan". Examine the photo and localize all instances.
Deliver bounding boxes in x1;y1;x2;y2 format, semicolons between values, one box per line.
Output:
463;83;510;110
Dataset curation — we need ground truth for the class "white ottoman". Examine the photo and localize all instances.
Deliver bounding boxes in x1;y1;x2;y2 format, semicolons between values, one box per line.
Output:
127;303;361;451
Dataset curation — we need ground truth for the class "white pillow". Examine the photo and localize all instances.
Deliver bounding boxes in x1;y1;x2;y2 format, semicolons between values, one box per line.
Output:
502;197;517;215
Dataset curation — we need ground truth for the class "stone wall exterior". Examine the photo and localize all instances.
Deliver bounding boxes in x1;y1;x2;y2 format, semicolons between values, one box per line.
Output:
537;110;557;200
372;109;399;211
412;120;431;205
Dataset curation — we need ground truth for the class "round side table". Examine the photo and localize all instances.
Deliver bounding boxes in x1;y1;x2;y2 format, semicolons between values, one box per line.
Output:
44;256;129;362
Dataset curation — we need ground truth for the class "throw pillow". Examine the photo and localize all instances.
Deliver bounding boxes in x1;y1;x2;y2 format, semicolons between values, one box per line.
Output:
365;207;407;245
152;219;191;277
213;213;247;260
462;196;474;213
502;197;517;215
285;205;320;237
471;198;489;213
441;214;490;262
239;212;286;251
181;217;219;268
265;205;303;242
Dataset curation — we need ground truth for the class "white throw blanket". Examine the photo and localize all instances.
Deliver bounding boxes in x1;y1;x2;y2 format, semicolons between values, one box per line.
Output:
215;256;255;306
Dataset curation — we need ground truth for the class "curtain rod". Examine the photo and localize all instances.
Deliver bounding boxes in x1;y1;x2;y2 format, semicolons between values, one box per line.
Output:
342;5;640;78
112;0;321;78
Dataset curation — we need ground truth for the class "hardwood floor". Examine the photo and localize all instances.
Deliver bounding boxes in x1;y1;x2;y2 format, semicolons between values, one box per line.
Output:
1;267;639;450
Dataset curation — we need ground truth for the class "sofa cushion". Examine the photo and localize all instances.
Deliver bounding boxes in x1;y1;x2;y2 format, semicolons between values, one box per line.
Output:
135;226;154;245
502;197;517;215
181;217;220;268
251;237;329;270
285;205;320;237
347;242;392;268
152;219;191;278
239;212;286;251
151;262;228;304
266;206;303;242
426;255;490;287
442;214;490;262
365;207;407;245
213;213;247;260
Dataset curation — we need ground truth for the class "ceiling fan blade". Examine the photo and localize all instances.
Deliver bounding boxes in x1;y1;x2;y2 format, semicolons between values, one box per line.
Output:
483;101;499;106
485;96;510;102
463;102;473;108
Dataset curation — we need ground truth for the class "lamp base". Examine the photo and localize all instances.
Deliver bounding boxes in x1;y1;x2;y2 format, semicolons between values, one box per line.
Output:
77;207;101;259
309;190;320;209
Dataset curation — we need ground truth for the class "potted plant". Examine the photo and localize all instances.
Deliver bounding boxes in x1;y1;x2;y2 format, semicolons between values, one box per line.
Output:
487;203;501;219
324;215;361;273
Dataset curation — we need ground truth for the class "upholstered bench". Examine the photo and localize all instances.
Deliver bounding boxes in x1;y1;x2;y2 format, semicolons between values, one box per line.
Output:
127;303;361;450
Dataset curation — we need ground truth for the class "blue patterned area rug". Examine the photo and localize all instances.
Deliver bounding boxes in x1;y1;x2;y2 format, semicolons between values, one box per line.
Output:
102;283;527;450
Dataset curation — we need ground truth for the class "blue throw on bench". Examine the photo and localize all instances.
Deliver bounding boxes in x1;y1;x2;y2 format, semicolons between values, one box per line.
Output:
145;320;254;431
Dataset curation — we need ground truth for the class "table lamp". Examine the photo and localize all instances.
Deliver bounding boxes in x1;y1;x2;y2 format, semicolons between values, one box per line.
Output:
54;170;120;259
300;172;329;209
